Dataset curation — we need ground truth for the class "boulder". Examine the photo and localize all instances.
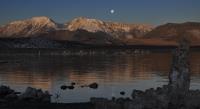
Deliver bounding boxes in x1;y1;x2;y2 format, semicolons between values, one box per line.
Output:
19;87;51;103
90;98;121;109
120;91;125;95
71;82;76;86
89;83;98;89
0;85;15;98
131;90;144;99
60;85;75;90
60;85;67;90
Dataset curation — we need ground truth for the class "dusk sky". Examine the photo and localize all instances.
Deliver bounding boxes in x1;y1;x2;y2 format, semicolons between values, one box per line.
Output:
0;0;200;25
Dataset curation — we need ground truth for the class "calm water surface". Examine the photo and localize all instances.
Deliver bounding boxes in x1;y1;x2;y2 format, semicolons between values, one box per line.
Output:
0;50;200;103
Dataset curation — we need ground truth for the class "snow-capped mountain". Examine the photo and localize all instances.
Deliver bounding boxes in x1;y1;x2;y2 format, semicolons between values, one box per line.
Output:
0;16;58;38
1;16;199;48
0;16;154;48
66;17;152;38
0;16;153;38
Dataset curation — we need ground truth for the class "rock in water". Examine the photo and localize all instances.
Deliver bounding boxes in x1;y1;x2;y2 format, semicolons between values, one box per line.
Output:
120;91;125;96
60;85;75;90
89;83;98;89
168;39;191;108
67;85;75;90
169;39;190;93
71;82;76;86
60;85;68;90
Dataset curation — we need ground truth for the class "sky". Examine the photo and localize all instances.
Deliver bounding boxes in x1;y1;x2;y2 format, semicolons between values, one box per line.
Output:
0;0;200;25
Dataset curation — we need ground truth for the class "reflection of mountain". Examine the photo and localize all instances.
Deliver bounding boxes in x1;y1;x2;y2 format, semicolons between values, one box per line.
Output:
189;52;200;76
1;51;200;90
0;51;172;88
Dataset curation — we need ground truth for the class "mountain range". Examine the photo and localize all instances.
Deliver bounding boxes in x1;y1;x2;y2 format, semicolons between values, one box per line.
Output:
0;16;200;48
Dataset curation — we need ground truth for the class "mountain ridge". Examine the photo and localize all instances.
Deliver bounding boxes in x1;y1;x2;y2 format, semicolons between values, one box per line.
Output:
0;16;200;48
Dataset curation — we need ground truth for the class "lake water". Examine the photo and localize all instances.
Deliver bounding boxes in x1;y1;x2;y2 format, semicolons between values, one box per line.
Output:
0;49;200;103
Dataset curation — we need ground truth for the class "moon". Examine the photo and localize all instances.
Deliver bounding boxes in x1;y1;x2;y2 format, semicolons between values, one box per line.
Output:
110;9;115;14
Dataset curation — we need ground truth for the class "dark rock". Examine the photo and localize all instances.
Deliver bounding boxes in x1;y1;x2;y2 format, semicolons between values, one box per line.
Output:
90;97;108;103
131;90;144;99
67;85;75;90
71;82;76;86
89;83;98;89
169;39;190;93
90;97;121;109
156;87;162;94
5;93;18;100
0;85;15;98
116;97;125;104
124;100;144;109
61;85;75;90
0;61;8;64
19;87;51;103
60;85;68;90
80;85;85;88
120;91;125;96
112;97;116;101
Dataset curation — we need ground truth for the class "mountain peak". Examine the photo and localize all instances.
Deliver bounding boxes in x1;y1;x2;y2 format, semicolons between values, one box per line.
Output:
66;17;105;32
1;16;57;38
70;17;104;23
9;16;54;25
0;16;153;42
66;17;153;36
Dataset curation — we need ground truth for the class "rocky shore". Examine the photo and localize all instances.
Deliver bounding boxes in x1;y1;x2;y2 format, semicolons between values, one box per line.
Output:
90;40;200;109
1;40;200;109
0;86;93;109
0;86;51;104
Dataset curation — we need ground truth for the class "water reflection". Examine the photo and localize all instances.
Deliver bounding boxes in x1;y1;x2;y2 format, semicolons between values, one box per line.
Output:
0;50;200;102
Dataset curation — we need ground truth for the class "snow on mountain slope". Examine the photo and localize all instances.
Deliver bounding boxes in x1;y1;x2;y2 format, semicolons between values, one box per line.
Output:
66;17;153;38
0;16;58;38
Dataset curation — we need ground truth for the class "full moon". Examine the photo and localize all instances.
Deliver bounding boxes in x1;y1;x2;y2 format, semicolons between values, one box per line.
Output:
110;9;115;14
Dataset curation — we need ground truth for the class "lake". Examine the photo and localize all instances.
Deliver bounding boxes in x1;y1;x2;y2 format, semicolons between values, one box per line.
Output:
0;49;200;103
